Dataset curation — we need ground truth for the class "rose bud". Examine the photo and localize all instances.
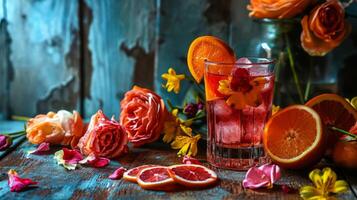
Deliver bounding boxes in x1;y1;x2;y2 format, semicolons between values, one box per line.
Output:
0;134;13;151
247;0;311;19
183;103;199;118
301;0;351;56
77;110;128;159
120;86;167;147
26;110;84;148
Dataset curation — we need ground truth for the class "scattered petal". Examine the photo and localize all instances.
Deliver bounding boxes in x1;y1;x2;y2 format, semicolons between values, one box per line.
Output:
243;164;281;189
80;154;110;168
54;150;78;170
258;163;281;187
62;148;83;164
243;167;271;189
27;142;50;155
109;167;127;180
182;155;202;165
8;169;38;192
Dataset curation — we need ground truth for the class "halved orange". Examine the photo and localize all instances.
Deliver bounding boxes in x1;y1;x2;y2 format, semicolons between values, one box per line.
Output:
123;165;158;183
305;94;357;148
187;36;236;83
168;164;217;188
263;105;326;169
137;166;177;191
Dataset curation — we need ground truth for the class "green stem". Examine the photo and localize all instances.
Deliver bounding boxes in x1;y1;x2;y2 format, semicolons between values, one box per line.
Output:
285;34;304;104
2;130;26;136
330;127;357;139
304;58;313;101
11;115;31;121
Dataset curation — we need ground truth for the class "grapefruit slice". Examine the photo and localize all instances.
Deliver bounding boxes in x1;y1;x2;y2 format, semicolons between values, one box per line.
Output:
168;164;218;188
263;105;326;169
305;94;357;147
137;166;176;191
123;165;158;183
187;36;236;83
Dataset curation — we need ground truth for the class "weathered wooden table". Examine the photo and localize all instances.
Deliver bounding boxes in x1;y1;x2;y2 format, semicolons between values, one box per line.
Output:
1;121;356;200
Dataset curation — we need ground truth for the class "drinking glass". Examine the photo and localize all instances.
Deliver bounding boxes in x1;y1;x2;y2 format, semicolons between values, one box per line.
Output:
204;58;275;170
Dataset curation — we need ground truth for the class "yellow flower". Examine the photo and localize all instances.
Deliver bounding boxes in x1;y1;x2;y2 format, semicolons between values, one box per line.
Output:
300;167;348;200
171;134;201;156
161;68;185;94
348;97;357;109
163;109;181;143
218;76;268;110
272;105;281;115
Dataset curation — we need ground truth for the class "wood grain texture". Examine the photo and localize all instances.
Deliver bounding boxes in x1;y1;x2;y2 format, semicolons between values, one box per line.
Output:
0;0;10;120
83;0;157;119
5;0;80;117
155;0;231;106
0;140;356;199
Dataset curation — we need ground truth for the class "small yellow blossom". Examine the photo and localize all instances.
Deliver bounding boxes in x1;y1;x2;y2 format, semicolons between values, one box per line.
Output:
171;134;201;157
349;97;357;109
218;76;268;110
161;68;185;94
180;124;192;137
300;167;348;200
272;105;280;115
163;109;181;143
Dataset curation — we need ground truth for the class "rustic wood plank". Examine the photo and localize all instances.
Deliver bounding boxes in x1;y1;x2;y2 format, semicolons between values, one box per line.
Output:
0;134;355;199
0;0;10;120
83;0;157;118
340;168;357;198
4;0;80;117
155;0;232;106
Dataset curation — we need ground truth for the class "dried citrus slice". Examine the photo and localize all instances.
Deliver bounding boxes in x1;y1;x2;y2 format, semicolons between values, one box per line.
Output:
123;165;158;183
137;166;177;191
306;94;357;148
168;164;218;188
187;36;235;83
263;105;326;169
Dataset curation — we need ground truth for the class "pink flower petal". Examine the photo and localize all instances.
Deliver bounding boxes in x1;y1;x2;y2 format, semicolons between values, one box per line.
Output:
28;142;50;155
89;157;110;168
79;154;110;168
109;167;127;180
8;169;38;192
243;164;281;189
182;155;202;165
62;148;83;164
243;167;271;189
258;163;281;185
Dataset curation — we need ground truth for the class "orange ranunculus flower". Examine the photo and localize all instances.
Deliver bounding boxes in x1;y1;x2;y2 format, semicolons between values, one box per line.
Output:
120;86;167;147
247;0;311;19
26;110;84;148
77;110;128;158
301;0;351;56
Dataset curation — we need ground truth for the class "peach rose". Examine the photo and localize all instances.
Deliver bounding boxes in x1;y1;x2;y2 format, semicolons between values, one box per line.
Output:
77;110;128;158
247;0;311;19
26;110;84;147
301;0;351;56
120;86;167;147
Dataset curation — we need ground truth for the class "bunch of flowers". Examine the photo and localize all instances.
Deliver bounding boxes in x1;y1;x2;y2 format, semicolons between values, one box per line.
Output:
247;0;352;56
161;68;206;157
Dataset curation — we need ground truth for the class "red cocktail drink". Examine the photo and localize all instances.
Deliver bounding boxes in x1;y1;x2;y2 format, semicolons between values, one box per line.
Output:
204;58;275;170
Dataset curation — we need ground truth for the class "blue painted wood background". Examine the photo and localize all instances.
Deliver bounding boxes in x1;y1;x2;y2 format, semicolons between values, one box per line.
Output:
0;0;357;120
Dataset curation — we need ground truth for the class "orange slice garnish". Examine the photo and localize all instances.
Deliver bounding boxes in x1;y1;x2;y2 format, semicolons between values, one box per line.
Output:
187;36;235;83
